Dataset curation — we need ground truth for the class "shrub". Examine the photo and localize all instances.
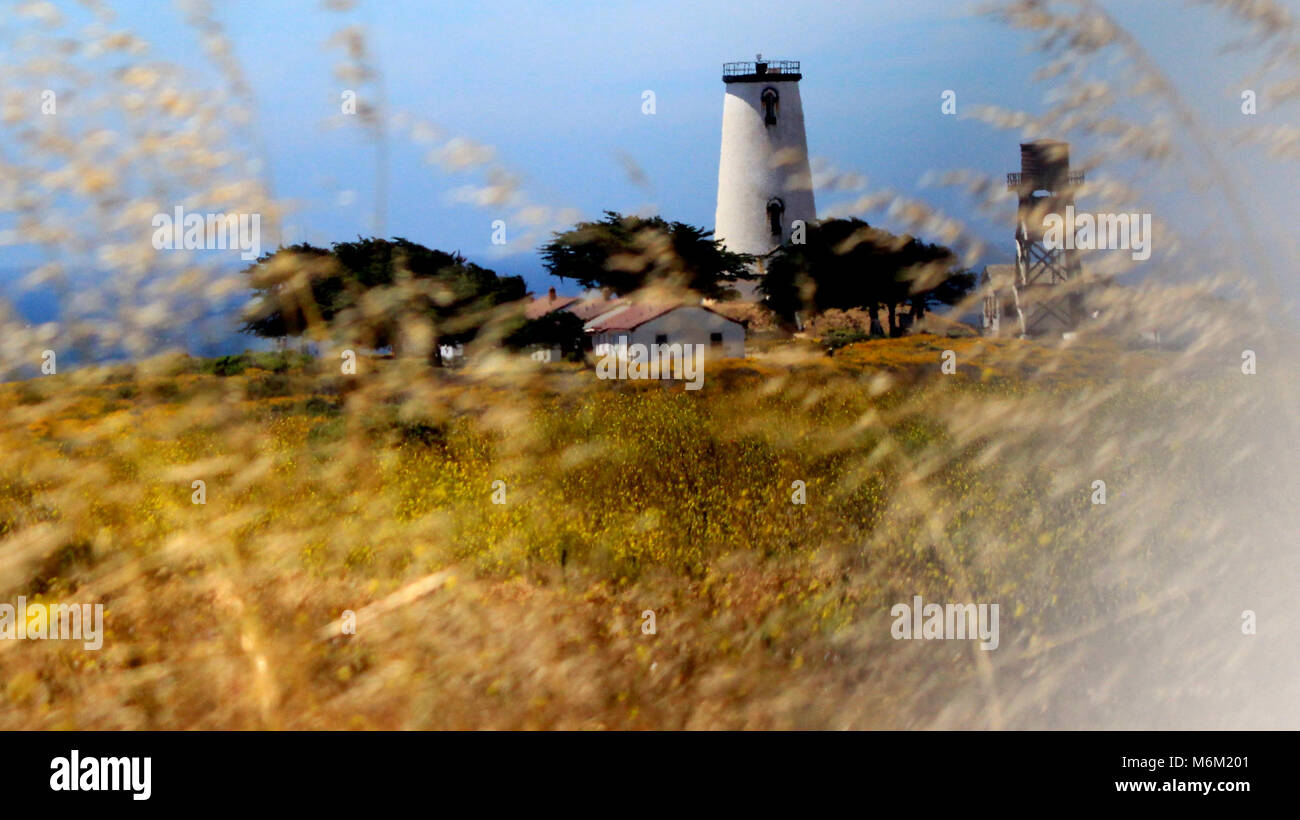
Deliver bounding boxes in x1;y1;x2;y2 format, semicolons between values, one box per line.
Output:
822;328;870;352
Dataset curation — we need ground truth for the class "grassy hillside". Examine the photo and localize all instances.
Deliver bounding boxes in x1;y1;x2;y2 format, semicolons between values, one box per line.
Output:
0;335;1290;729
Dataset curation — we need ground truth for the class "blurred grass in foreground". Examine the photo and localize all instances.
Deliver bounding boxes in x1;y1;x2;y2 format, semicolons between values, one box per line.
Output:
2;333;1291;729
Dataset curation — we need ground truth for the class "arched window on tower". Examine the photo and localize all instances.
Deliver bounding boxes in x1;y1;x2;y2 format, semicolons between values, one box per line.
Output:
767;197;785;238
761;87;779;126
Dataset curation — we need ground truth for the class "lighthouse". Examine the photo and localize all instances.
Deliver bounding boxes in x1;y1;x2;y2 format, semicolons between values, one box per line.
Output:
714;55;816;297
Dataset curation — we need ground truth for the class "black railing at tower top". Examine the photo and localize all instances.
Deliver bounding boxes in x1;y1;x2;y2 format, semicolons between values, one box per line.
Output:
1006;171;1085;190
723;60;800;79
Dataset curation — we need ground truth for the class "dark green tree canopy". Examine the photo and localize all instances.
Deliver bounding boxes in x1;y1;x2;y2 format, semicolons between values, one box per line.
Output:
760;218;974;336
540;211;754;300
502;309;587;359
241;237;526;354
240;242;337;339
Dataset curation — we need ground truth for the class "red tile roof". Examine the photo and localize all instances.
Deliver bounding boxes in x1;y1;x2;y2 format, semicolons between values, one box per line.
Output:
568;296;624;321
588;303;742;333
525;294;579;320
588;303;681;332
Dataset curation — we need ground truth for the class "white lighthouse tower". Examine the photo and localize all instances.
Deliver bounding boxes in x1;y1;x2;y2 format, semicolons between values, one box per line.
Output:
714;55;816;297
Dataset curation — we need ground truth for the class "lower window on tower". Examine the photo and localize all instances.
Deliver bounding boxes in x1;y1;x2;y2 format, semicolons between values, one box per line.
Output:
767;198;785;237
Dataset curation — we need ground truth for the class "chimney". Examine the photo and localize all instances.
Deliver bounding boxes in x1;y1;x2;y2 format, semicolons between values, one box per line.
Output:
548;287;556;302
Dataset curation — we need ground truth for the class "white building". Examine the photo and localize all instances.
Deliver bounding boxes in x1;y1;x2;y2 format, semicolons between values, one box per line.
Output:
588;303;745;360
980;264;1018;336
714;56;817;299
438;342;465;365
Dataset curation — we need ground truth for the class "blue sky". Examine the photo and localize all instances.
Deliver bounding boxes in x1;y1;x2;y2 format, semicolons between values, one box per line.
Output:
3;0;1295;301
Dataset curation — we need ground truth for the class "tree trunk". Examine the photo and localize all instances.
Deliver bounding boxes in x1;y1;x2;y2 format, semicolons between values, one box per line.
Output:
869;305;885;338
887;302;898;337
